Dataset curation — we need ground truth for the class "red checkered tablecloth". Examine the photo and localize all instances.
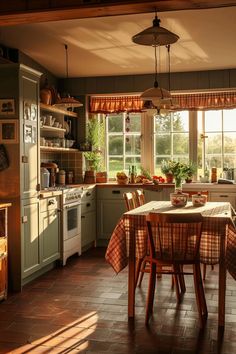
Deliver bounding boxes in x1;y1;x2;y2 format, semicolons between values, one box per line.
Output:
105;201;236;279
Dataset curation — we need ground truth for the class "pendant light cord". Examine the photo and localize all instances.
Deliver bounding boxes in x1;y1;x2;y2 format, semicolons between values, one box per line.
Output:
154;45;158;88
64;44;68;78
167;44;171;91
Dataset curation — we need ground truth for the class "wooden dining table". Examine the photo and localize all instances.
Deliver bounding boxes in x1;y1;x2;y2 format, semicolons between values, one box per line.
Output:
105;201;236;329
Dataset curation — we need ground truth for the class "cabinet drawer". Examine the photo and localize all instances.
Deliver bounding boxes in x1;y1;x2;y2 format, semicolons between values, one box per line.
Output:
81;186;96;202
81;199;96;214
97;187;137;200
40;197;59;212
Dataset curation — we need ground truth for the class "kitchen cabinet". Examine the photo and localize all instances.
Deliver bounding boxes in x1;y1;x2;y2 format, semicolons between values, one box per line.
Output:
144;186;174;202
209;192;236;209
81;185;96;252
21;195;60;283
40;195;60;266
21;197;41;280
96;186;137;246
40;103;78;152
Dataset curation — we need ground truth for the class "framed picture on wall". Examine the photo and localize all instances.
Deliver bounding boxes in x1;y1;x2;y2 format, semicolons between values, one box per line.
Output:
0;99;15;116
24;124;32;143
0;119;18;144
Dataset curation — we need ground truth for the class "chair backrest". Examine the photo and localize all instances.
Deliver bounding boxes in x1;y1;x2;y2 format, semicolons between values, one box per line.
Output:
135;189;145;207
186;190;208;201
146;212;203;263
123;192;137;211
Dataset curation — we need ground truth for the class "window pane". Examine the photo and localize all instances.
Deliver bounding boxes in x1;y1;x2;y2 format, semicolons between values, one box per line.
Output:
224;132;236;154
223;109;236;131
108;157;123;177
155;134;171;155
125;135;141;155
205;133;222;154
173;133;189;155
108;136;123;155
205;111;222;131
108;114;123;132
155;115;171;133
128;114;141;132
125;157;141;173
173;111;189;131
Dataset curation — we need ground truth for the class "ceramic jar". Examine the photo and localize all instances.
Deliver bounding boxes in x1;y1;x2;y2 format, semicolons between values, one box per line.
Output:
170;189;188;207
192;192;207;207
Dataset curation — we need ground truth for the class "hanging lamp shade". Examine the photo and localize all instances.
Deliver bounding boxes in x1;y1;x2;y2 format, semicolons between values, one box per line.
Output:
132;15;179;46
53;44;83;109
140;85;172;107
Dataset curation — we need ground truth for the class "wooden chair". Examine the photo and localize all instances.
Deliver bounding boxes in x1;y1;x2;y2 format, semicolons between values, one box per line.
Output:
135;189;145;207
145;212;208;327
123;192;137;211
185;190;213;280
134;189;184;293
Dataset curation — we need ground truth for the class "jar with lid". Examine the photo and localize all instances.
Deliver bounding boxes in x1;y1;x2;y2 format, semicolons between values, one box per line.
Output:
67;171;74;184
58;169;66;185
211;167;217;183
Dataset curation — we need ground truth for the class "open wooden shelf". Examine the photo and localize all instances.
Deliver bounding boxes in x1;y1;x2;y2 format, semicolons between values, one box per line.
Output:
40;125;66;133
40;146;79;153
40;103;78;118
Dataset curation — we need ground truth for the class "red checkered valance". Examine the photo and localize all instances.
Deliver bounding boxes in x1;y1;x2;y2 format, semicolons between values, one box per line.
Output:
89;96;144;113
90;91;236;113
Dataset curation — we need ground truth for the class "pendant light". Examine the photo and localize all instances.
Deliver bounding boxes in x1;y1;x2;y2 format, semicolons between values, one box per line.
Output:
132;13;179;46
140;44;172;107
132;11;179;110
53;44;83;109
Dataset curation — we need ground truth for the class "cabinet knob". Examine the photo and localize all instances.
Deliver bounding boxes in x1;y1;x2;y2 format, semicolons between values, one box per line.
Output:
86;203;91;207
112;190;120;194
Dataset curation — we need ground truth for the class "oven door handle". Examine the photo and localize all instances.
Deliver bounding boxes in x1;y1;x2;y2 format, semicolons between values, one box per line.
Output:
63;201;81;209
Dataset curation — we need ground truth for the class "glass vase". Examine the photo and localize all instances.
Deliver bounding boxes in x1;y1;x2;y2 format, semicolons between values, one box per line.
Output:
174;177;182;190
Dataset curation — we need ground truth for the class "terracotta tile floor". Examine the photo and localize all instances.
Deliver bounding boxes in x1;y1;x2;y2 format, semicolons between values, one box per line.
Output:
1;248;236;353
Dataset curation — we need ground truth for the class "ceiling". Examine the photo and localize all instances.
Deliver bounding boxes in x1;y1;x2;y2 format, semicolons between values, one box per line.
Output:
0;6;235;78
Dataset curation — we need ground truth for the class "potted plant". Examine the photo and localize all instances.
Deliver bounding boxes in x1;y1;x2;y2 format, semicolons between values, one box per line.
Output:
84;117;106;183
183;162;197;183
161;160;189;189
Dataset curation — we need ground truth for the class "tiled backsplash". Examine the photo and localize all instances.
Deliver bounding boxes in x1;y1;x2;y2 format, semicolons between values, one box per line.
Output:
41;151;84;184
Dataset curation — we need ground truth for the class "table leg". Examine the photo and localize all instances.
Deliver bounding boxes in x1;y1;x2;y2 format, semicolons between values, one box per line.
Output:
128;227;136;318
218;233;226;329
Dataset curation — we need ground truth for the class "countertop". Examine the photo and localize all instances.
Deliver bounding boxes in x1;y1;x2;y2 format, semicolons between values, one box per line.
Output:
39;182;236;194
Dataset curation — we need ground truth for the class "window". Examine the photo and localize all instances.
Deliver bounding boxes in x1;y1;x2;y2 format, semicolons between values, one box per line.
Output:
93;105;236;181
154;111;189;175
106;112;141;177
198;109;236;178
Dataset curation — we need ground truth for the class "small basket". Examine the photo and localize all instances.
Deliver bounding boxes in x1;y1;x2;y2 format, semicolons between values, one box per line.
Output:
117;177;129;185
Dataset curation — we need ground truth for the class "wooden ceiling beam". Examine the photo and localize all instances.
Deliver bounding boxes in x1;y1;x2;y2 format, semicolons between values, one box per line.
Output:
0;0;235;26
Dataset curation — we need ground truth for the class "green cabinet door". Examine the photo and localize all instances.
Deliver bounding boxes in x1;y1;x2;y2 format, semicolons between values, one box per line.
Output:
41;209;60;266
81;210;96;250
21;198;40;279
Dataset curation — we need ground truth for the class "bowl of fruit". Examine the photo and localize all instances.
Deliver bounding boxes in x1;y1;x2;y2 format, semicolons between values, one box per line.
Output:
116;172;129;185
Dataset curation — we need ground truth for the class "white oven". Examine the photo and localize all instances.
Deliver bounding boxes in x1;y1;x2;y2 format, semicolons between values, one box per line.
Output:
61;188;82;265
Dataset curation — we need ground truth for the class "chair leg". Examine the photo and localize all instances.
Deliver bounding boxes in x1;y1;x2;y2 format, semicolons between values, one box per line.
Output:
173;265;181;304
202;264;207;281
145;262;157;325
196;264;208;318
178;265;186;294
138;259;147;287
135;258;143;288
193;264;207;328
